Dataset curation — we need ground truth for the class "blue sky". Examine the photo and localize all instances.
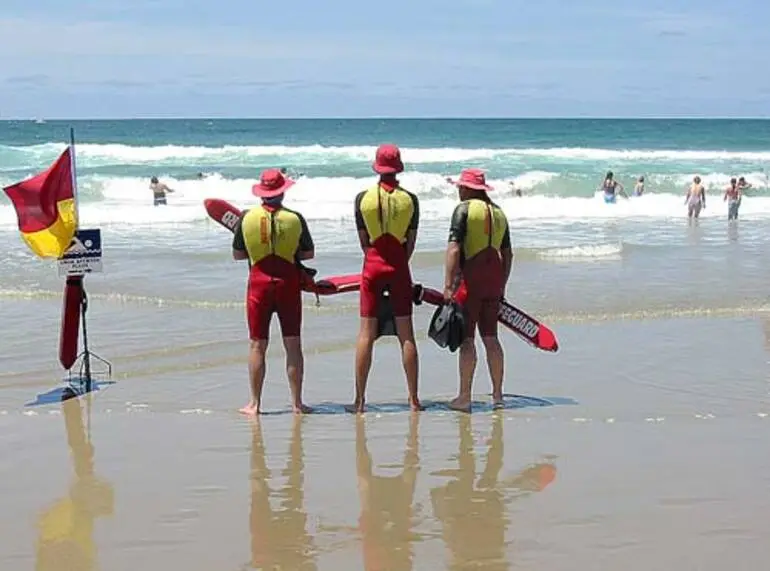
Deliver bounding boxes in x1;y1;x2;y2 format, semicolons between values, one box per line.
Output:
0;0;767;118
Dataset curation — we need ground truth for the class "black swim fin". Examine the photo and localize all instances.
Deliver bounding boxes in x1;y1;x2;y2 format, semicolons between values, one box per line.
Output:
428;301;466;353
376;289;397;338
447;304;466;352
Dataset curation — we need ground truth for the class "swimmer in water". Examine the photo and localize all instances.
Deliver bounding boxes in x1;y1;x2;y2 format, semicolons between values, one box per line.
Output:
724;177;742;221
149;176;175;206
684;175;706;221
508;181;523;197
599;171;627;203
633;176;645;196
281;167;305;179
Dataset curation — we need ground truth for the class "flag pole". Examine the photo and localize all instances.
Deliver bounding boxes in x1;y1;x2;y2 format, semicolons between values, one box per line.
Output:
68;127;91;391
58;127;111;400
69;127;80;229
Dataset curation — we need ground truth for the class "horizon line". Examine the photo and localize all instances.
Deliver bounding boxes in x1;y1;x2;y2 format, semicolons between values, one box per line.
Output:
1;115;770;122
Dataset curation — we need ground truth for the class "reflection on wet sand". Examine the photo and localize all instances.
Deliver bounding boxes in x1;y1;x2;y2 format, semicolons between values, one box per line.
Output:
355;414;421;571
248;416;317;570
35;396;114;571
431;413;557;571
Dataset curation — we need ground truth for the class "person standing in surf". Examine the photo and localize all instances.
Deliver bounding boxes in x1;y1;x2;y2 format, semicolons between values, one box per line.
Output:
443;169;513;412
149;176;174;206
737;176;752;194
231;168;314;415
599;171;627;203
724;177;742;221
633;176;646;196
684;175;706;220
350;144;422;413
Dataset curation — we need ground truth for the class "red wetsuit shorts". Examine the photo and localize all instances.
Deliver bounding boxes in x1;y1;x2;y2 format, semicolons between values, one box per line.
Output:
455;250;504;338
359;247;413;319
246;261;302;340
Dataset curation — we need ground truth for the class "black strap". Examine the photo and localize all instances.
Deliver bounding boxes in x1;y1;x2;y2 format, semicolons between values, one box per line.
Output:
268;208;277;256
267;207;277;289
485;203;493;248
377;183;385;236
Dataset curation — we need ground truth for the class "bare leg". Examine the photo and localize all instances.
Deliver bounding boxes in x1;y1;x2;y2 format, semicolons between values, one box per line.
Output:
450;336;476;413
482;335;505;407
240;339;268;415
283;336;311;414
394;316;423;411
350;318;378;413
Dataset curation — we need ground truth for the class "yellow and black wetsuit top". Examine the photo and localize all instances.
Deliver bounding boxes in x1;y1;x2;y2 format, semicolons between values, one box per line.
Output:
448;197;510;295
354;181;419;274
232;204;313;280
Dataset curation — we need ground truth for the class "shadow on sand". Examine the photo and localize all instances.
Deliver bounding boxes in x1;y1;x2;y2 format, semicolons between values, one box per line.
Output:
25;381;118;408
259;394;578;416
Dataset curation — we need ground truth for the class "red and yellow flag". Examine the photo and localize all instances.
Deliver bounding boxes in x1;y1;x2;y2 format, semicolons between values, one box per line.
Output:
3;147;78;259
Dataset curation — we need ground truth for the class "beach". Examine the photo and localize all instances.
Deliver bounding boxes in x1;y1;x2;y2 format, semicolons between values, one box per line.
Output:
1;118;769;569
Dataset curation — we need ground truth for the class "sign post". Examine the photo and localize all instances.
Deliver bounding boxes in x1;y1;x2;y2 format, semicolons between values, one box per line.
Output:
58;229;103;277
57;227;110;395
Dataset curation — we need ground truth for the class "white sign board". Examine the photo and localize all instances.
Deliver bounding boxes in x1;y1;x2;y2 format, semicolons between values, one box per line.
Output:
58;228;103;277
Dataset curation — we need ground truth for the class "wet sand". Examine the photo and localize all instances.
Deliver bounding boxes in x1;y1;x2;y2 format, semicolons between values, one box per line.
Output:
1;312;769;570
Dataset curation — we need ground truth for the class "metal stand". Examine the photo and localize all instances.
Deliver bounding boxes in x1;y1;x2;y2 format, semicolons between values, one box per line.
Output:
66;284;111;396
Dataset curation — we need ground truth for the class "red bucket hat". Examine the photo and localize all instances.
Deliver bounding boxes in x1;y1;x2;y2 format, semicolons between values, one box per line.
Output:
252;168;295;198
450;168;493;192
372;144;404;174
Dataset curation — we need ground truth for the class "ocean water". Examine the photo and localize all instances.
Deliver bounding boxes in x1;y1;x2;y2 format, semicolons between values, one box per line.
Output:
2;119;770;235
1;118;770;313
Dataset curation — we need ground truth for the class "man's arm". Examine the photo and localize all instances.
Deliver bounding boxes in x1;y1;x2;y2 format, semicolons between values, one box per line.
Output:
231;213;249;260
405;191;420;259
296;213;315;261
444;203;467;299
354;192;370;251
444;243;462;300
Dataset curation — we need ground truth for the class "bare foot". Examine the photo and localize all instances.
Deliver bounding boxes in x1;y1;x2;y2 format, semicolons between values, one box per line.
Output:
344;402;365;414
448;397;471;413
293;403;313;414
239;402;260;416
410;399;426;412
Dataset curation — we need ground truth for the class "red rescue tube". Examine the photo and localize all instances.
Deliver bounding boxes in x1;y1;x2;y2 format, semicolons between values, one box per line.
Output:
420;287;444;306
418;285;559;353
59;276;82;370
313;274;361;295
